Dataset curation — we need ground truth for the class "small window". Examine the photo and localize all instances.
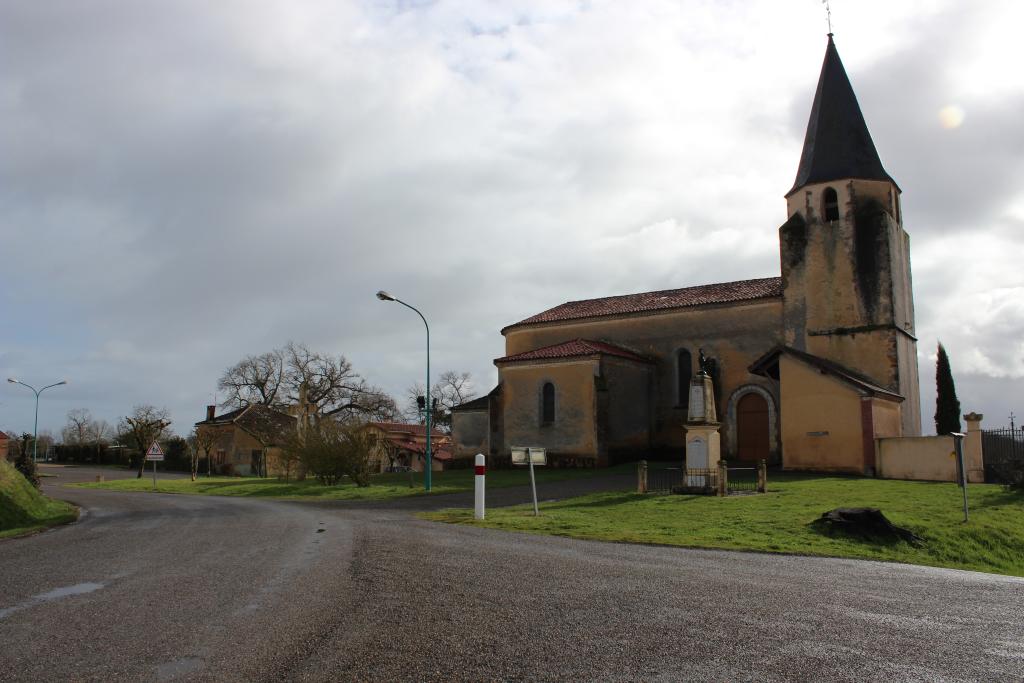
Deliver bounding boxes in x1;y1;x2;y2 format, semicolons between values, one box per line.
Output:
541;382;555;424
822;187;839;221
677;349;692;409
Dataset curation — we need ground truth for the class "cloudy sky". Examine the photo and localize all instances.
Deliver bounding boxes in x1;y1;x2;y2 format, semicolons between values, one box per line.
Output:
2;0;1022;438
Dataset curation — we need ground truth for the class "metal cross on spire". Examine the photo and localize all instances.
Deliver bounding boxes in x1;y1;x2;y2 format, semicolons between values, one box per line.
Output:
822;0;833;34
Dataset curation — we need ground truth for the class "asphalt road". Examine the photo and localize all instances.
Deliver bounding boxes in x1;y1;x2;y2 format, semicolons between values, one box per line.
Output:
1;466;1021;681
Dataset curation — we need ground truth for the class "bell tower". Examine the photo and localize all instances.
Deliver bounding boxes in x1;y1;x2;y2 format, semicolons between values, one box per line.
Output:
779;34;921;436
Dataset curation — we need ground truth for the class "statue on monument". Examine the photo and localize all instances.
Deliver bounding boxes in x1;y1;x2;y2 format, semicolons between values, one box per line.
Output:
698;348;709;376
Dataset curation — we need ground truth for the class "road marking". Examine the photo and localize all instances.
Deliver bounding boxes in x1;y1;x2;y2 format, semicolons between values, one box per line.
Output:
155;657;204;680
0;581;105;620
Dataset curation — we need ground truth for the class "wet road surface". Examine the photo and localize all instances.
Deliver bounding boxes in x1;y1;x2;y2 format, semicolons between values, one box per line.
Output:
1;466;1021;681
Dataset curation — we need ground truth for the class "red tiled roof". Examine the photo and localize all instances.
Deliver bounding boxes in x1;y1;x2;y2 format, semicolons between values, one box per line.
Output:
369;422;447;440
502;277;782;332
495;338;652;365
383;435;454;461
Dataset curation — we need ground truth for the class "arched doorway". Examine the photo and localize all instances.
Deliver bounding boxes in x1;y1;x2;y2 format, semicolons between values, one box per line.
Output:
736;392;770;463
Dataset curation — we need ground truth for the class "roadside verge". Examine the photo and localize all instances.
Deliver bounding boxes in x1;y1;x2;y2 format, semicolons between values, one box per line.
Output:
422;473;1024;577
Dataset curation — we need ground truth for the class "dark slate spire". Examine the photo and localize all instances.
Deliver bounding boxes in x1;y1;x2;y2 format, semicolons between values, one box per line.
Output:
788;34;896;196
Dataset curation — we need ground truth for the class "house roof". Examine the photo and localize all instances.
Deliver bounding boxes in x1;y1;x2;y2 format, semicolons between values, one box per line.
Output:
749;346;904;401
495;338;652;365
451;395;490;412
368;422;448;440
788;34;896;196
195;406;247;426
382;435;454;461
503;277;782;332
195;404;297;444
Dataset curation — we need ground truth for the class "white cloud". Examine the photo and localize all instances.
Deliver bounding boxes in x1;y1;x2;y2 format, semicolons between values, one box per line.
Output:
1;0;1022;435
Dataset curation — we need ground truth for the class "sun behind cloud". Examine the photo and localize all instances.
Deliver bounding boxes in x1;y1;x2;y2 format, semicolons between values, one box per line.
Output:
938;104;965;129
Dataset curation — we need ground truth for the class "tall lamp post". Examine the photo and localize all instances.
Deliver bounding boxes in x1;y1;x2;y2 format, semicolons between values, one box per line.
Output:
376;290;432;492
7;378;68;463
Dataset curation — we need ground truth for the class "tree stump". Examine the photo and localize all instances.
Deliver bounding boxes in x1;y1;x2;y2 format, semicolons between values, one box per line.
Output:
814;508;922;544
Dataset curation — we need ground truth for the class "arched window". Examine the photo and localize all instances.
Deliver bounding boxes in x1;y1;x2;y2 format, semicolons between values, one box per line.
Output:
822;187;839;221
541;382;555;424
677;349;692;409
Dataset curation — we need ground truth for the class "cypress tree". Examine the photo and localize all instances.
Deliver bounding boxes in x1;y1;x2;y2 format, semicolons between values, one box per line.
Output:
934;342;962;435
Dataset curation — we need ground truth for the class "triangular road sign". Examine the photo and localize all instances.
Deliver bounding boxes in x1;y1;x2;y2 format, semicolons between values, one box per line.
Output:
146;442;164;457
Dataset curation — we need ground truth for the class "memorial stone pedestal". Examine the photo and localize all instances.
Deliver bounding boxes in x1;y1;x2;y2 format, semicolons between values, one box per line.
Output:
685;370;722;487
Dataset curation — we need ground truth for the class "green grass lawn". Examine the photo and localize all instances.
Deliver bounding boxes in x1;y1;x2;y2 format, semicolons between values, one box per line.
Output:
1;460;78;539
73;464;631;502
424;471;1024;577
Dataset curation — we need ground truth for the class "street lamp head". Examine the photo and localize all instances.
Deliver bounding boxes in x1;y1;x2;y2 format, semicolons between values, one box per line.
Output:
57;380;68;386
6;378;16;383
376;290;396;302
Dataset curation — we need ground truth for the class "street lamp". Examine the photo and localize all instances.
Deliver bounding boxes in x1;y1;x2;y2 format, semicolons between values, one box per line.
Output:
7;378;68;463
376;290;433;491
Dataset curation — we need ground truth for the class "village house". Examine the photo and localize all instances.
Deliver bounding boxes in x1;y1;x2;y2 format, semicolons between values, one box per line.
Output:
453;35;947;476
365;421;454;473
194;404;296;476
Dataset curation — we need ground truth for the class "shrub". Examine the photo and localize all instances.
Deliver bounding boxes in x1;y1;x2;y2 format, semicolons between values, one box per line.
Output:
284;420;377;486
14;434;40;489
219;463;237;477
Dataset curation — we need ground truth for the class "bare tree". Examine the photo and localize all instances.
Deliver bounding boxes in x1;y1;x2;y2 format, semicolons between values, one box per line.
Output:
405;370;476;433
218;342;399;422
119;406;172;478
185;429;200;481
36;430;56;460
218;349;286;408
194;425;220;477
283;341;375;416
88;419;114;444
63;409;93;445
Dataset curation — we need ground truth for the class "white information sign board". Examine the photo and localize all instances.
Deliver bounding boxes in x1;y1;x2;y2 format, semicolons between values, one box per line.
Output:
510;446;546;516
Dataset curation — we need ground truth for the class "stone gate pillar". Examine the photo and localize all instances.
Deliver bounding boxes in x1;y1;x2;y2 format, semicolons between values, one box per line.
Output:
963;412;985;483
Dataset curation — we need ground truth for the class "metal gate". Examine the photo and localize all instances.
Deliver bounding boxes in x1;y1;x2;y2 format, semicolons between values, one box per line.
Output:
982;427;1024;484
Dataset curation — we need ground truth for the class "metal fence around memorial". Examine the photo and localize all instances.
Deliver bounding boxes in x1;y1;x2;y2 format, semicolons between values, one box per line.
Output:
726;467;758;493
647;467;684;493
982;427;1024;484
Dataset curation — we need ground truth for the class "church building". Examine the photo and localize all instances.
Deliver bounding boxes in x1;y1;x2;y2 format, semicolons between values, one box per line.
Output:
453;35;922;474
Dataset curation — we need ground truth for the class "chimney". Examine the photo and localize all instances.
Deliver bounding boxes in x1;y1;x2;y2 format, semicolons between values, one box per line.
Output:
206;405;216;421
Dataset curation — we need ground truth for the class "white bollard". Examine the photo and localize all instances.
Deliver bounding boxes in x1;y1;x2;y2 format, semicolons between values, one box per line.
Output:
474;453;485;520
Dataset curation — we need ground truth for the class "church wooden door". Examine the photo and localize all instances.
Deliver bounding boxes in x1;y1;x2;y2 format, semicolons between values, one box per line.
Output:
736;393;770;463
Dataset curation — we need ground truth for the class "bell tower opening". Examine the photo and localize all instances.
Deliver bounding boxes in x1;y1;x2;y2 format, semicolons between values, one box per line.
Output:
822;187;839;221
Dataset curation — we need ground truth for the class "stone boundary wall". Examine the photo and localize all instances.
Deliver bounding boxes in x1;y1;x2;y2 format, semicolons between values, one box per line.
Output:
875;413;984;483
876;435;957;481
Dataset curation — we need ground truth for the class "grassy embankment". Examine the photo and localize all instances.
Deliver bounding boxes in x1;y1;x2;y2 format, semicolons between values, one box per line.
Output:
424;471;1024;577
74;464;632;502
0;459;78;539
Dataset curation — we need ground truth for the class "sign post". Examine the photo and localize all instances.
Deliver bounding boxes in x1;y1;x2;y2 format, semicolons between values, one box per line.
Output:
145;442;165;489
474;453;485;520
511;447;546;516
952;432;968;522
